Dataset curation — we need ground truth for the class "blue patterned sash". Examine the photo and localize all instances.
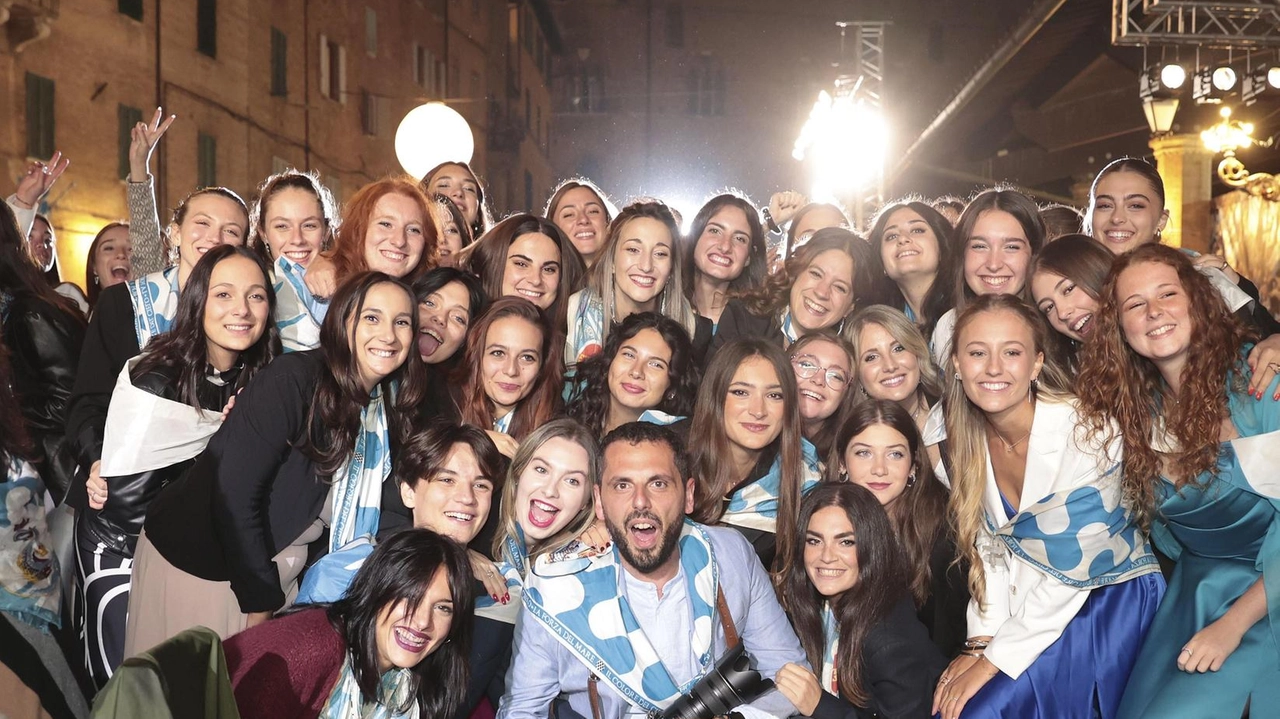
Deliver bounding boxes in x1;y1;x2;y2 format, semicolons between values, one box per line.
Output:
329;387;391;552
722;438;823;533
125;266;180;348
522;520;719;713
273;255;325;353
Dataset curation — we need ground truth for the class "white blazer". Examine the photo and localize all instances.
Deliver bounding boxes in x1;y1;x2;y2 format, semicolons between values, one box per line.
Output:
966;397;1123;679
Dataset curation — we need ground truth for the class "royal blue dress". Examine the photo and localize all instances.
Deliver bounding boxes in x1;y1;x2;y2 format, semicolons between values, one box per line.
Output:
1117;380;1280;719
953;492;1164;718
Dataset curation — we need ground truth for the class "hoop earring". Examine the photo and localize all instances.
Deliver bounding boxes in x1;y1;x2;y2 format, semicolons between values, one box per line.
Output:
838;468;849;483
907;470;917;488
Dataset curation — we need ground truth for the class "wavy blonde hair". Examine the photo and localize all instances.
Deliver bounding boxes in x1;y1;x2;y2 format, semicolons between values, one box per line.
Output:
943;294;1072;606
842;304;942;401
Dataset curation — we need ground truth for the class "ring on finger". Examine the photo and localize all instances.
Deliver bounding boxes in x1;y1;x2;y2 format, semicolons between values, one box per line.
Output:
1180;647;1192;655
1268;363;1280;373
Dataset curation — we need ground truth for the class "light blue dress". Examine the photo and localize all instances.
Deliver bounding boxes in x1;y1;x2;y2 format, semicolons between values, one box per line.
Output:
1117;374;1280;718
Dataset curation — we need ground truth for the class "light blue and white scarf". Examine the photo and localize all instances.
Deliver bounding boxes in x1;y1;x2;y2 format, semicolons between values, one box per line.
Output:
273;255;325;353
125;266;181;349
981;469;1159;589
820;603;838;695
475;561;525;624
321;656;417;719
522;520;720;714
329;387;391;553
567;289;606;366
493;411;513;435
722;438;823;533
0;455;60;632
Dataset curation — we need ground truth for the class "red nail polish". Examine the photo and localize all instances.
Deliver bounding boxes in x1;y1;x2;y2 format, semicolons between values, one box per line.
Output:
503;593;510;602
492;594;499;601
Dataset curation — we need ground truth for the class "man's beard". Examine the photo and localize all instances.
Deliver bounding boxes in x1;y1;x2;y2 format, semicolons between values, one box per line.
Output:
604;510;683;574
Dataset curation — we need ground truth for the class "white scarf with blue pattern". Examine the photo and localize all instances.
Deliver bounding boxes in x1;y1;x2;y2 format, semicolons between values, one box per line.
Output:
273;255;325;353
522;520;719;714
329;387;391;553
125;266;181;349
722;438;823;533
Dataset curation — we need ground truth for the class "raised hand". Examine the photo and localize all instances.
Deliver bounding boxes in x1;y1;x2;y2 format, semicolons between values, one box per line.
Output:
129;108;176;183
13;152;70;208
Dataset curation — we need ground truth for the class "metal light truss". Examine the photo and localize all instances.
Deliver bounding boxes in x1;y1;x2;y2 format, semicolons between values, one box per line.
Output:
1113;0;1280;48
843;21;885;108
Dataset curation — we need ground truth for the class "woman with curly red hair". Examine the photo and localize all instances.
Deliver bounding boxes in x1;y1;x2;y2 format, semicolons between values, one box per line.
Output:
1076;244;1280;719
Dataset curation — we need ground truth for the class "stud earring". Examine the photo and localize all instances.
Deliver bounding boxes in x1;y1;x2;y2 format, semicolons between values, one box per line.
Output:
954;371;961;380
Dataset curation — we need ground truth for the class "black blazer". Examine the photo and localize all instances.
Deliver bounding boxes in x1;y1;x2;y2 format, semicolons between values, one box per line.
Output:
920;529;970;659
3;292;85;503
705;299;782;368
145;351;329;614
65;283;142;507
811;597;948;719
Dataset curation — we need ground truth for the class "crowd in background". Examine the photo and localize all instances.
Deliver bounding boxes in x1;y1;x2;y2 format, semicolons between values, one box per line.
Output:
3;106;1280;719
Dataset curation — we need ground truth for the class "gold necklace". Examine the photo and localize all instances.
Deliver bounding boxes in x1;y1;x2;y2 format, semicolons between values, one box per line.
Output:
989;426;1031;454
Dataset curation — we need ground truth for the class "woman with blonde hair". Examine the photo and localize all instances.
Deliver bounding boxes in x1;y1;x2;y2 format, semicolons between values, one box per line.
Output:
932;294;1162;719
564;201;699;366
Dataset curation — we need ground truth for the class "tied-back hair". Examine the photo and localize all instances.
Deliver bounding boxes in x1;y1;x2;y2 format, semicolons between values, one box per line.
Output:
825;400;948;608
842;305;942;402
582;200;698;343
394;421;509;495
85;221;130;308
328;528;473;719
688;338;804;574
867;199;958;336
0;202;84;324
332;177;437;284
681;193;768;305
430;193;475;251
458;297;564;440
461;213;587;331
492;418;601;562
247;169;339;262
1076;244;1253;529
1039;203;1083;241
132;245;281;407
1026;233;1114;371
421;161;493;238
734;228;872;323
779;483;909;708
943;294;1072;605
786;330;854;459
301;272;427;476
1084;157;1166;239
166;186;249;256
949;188;1046;316
566;312;698;437
544;178;615;227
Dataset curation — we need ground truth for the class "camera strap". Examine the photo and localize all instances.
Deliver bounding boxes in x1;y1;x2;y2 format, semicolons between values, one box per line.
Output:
587;585;739;719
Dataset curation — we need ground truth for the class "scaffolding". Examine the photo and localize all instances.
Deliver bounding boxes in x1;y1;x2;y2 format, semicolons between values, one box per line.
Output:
1113;0;1280;48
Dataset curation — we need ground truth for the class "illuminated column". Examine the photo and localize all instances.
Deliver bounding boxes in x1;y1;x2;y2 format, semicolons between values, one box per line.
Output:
1149;133;1214;252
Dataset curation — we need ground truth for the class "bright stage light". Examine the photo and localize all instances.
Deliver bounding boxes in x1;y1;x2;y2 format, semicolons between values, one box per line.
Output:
1160;64;1186;90
793;91;888;201
395;103;475;180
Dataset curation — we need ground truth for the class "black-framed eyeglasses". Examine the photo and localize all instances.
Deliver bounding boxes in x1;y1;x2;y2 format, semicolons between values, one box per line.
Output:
790;355;848;389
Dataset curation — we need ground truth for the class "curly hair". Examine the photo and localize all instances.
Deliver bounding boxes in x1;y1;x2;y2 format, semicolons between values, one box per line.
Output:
733;228;872;325
565;312;698;436
1076;244;1253;529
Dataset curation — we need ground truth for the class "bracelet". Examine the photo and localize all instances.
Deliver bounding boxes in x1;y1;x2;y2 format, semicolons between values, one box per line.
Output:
960;650;985;658
963;639;990;651
761;207;781;234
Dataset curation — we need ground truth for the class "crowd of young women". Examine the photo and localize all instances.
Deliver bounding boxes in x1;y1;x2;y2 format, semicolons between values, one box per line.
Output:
3;109;1279;719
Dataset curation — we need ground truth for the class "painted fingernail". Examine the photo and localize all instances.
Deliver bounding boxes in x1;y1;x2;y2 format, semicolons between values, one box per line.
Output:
491;594;499;601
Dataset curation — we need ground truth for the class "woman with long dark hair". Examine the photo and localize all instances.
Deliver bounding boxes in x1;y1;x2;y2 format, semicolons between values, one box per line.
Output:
223;529;474;719
681;193;768;327
0;200;86;504
1075;245;1280;719
66;185;248;513
828;400;967;658
711;229;871;358
933;294;1163;719
422;161;492;239
929;188;1045;365
84;221;132;310
462;213;586;333
565;312;698;437
1027;233;1112;372
867;199;957;338
774;483;946;719
456;297;564;451
124;271;426;654
686;337;818;569
74;245;278;687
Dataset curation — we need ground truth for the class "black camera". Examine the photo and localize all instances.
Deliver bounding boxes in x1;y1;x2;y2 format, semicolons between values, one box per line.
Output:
659;644;775;719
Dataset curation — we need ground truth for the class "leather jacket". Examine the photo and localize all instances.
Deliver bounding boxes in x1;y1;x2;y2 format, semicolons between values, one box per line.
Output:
77;363;238;556
1;292;85;504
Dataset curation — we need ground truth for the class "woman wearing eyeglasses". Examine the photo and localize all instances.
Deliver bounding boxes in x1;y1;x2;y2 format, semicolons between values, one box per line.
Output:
787;331;855;461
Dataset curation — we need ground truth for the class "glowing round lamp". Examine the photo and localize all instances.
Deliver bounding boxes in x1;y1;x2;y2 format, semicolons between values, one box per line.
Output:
1160;64;1186;90
395;103;475;180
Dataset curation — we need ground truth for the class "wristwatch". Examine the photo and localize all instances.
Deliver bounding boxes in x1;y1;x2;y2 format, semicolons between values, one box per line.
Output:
761;207;781;234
